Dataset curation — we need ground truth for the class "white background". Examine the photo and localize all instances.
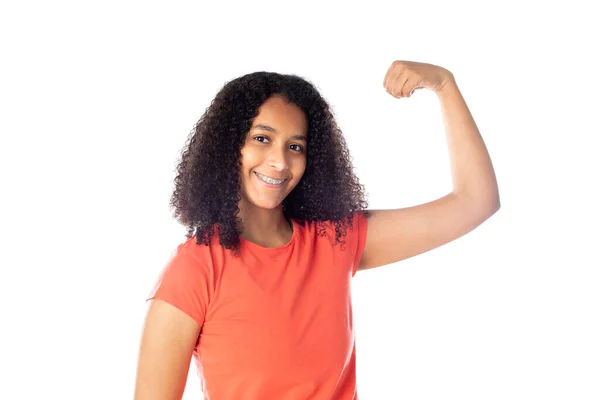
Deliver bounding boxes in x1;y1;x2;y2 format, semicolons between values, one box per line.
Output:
1;1;599;399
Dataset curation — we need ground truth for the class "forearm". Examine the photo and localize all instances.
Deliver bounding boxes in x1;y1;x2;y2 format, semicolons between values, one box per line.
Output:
436;77;500;212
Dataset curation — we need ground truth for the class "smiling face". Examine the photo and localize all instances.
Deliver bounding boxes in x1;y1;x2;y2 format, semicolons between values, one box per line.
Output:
238;95;308;212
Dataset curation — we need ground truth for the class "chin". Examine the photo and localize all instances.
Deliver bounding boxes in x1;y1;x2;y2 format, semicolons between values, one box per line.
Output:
250;197;286;210
239;190;283;211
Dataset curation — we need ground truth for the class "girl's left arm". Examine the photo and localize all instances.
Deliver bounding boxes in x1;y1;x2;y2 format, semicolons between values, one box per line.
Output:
437;77;500;208
358;61;500;272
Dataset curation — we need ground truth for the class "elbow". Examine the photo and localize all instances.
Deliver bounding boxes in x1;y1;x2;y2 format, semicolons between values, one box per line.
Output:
453;189;501;216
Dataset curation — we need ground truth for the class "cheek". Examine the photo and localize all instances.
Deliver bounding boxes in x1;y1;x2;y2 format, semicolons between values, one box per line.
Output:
251;151;264;165
297;157;307;173
291;162;307;183
240;149;257;171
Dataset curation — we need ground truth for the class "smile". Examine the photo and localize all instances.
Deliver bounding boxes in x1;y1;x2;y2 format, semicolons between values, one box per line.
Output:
255;172;286;185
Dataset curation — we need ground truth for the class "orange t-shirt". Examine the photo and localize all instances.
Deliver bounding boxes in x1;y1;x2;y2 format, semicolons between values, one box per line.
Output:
147;211;368;399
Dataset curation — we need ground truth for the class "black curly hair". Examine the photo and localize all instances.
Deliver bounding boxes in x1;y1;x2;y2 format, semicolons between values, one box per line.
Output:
170;71;370;256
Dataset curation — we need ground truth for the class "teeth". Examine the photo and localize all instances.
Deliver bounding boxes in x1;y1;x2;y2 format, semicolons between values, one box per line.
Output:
256;172;285;185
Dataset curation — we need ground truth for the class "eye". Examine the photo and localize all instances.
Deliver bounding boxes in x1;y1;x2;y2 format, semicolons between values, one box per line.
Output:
290;144;304;152
254;136;269;143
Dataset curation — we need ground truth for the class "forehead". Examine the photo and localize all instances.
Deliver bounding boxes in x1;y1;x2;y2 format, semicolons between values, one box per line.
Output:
252;96;307;134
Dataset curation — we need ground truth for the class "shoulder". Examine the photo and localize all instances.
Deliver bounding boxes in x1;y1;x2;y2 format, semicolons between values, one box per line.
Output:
323;210;368;236
162;235;218;277
294;210;368;248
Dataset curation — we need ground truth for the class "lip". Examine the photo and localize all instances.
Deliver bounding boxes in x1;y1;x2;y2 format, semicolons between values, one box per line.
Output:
254;171;287;188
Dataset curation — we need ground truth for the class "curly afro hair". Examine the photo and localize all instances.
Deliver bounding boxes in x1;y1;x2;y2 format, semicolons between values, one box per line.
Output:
170;71;370;256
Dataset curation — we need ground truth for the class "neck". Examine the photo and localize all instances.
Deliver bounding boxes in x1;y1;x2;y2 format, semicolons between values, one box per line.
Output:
237;203;293;247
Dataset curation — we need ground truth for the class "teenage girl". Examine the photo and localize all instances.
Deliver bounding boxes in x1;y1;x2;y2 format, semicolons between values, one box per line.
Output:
134;60;500;399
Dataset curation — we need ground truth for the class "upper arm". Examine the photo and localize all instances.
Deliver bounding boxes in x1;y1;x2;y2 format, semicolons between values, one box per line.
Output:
134;299;202;400
358;192;500;272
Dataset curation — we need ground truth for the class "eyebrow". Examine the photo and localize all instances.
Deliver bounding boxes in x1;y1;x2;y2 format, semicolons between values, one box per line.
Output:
252;124;307;142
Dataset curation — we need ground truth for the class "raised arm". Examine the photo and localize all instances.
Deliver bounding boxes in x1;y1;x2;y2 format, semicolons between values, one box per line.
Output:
358;61;500;272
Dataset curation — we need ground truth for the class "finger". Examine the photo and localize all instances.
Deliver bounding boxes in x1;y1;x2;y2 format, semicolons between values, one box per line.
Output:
401;77;416;97
403;78;422;97
383;62;398;88
391;72;409;98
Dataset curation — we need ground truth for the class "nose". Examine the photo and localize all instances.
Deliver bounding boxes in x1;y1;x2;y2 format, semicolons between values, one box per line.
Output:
266;145;289;171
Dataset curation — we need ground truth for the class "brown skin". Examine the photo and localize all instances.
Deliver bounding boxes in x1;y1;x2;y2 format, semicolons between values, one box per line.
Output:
237;95;308;248
134;299;201;400
359;61;500;272
168;71;370;255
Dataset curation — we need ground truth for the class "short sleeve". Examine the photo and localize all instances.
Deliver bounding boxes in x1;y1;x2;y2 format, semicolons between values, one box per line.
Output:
146;243;211;327
351;210;368;277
